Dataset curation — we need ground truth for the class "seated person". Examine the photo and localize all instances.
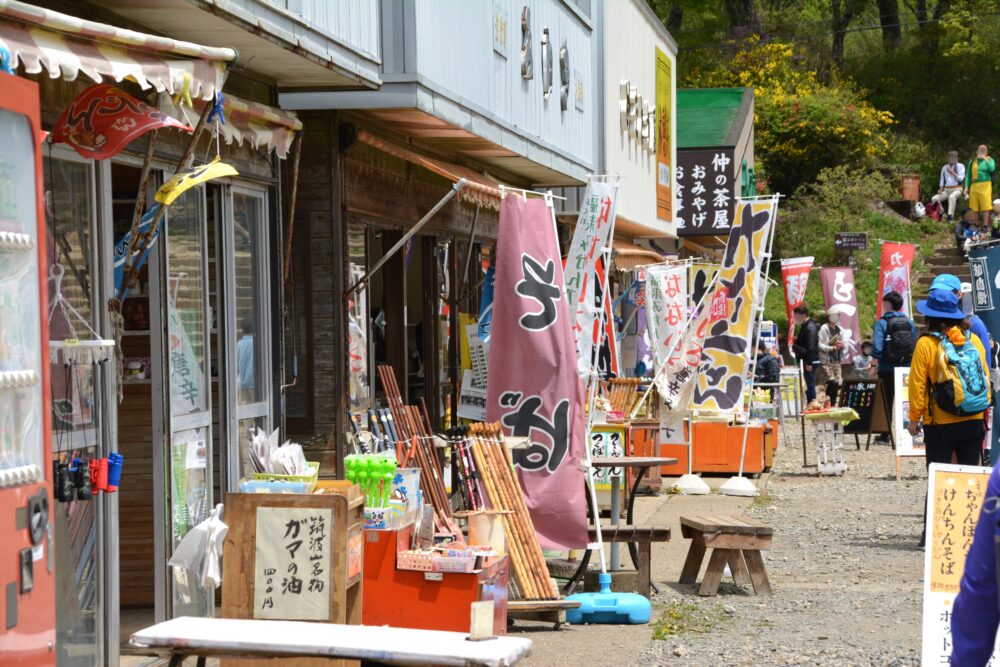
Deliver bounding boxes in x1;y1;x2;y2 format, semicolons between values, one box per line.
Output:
956;208;980;256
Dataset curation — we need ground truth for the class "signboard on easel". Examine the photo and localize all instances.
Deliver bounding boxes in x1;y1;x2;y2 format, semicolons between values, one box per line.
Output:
838;379;892;445
893;367;925;479
921;463;996;665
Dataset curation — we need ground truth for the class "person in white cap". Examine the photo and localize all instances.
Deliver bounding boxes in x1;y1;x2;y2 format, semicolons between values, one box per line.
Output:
932;150;966;221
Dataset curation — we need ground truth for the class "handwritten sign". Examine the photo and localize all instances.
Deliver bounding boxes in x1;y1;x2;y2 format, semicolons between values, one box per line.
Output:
894;367;925;456
253;507;332;621
921;464;996;665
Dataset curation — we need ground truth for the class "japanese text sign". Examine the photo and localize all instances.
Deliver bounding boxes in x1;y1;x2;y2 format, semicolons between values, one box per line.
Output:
780;257;813;346
820;267;861;362
564;180;619;380
253;507;332;621
675;149;735;236
486;195;588;550
876;242;916;317
921;464;994;665
693;197;777;412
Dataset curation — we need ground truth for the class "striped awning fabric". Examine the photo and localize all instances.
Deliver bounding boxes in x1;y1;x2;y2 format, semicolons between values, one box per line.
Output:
0;0;234;101
163;94;303;158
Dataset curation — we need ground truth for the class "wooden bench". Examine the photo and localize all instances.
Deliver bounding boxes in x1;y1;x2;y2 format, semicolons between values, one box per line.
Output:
507;599;581;630
563;525;671;597
679;515;773;597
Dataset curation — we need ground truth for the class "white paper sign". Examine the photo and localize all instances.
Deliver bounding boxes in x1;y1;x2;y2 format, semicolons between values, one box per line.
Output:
253;507;332;621
894;367;926;457
458;369;488;422
921;463;997;665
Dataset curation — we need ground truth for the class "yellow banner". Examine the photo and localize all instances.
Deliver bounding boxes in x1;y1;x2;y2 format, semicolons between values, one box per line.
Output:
692;198;776;412
655;47;672;222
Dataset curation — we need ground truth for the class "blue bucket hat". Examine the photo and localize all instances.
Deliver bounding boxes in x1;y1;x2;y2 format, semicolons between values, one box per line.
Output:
916;289;964;319
930;274;962;293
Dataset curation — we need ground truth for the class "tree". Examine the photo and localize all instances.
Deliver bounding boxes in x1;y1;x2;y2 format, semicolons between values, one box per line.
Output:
876;0;903;49
831;0;864;65
724;0;762;34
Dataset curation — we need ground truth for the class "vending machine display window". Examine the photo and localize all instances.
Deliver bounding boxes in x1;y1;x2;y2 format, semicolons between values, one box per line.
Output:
0;107;44;481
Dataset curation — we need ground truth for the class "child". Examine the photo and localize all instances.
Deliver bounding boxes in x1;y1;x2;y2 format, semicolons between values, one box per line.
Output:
853;340;876;379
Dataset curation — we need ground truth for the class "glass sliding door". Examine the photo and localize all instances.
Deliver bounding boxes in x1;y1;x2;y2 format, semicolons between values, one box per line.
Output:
44;150;104;667
222;186;271;487
150;185;214;619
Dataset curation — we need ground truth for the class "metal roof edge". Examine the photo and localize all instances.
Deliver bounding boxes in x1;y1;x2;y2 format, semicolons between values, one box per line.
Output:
724;88;754;147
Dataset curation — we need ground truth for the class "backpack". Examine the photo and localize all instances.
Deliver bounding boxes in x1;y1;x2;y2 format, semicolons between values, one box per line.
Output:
883;316;915;365
928;332;992;416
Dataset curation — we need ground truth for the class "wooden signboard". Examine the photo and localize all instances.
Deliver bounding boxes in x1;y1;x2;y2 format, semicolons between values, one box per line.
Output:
222;486;364;667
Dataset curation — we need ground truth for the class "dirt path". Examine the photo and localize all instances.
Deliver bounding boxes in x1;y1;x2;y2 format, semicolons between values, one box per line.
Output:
514;424;926;666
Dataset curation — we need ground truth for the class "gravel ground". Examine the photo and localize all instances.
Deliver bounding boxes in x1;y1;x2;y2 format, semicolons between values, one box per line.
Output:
516;423;928;666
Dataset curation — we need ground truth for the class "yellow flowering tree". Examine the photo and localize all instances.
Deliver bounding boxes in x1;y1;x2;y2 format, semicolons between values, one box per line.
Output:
685;39;895;195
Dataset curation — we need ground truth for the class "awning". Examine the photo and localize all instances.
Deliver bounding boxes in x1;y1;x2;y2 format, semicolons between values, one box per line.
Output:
357;129;502;210
163;94;302;158
612;239;666;271
0;0;234;100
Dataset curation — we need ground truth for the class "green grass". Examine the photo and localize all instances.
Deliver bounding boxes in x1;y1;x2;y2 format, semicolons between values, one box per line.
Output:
750;489;776;510
651;601;731;640
766;210;953;340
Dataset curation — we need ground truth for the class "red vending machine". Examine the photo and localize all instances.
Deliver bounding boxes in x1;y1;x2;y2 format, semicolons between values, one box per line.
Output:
0;71;56;664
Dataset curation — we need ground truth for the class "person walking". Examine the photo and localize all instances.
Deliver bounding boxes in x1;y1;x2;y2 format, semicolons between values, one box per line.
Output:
791;306;820;405
817;311;844;406
872;290;917;442
930;273;993;368
907;289;990;550
964;145;996;228
931;150;966;221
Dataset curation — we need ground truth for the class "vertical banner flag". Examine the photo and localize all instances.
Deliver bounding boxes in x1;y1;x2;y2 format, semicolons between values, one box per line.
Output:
968;243;1000;454
693;197;778;412
820;267;861;362
689;262;719;311
617;278;651;375
593;260;620;379
646;264;688;375
655;47;673;222
564;180;620;380
780;257;813;346
921;464;994;666
486;196;588;550
876;242;917;317
477;265;496;345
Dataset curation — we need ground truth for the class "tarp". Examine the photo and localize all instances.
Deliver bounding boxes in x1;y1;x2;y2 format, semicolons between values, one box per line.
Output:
0;0;231;100
692;197;777;412
820;267;861;362
485;195;587;550
162;93;302;159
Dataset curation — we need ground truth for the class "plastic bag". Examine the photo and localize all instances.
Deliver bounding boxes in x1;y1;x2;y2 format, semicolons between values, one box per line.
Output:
167;503;228;589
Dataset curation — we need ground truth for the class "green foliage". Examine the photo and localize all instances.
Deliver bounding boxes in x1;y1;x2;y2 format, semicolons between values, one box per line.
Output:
765;166;954;339
683;39;895;195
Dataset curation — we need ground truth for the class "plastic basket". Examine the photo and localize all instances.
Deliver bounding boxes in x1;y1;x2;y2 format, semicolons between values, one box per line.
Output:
250;461;320;492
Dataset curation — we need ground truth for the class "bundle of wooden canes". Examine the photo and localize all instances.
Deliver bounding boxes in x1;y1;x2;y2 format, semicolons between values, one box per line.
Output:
606;377;642;415
467;423;558;600
375;363;461;537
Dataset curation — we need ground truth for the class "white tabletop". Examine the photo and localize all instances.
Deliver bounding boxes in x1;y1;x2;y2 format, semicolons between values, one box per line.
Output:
130;616;533;667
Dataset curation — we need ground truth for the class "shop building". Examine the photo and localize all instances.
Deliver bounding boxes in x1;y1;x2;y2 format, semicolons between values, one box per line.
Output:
675;87;756;248
2;0;379;663
279;0;598;461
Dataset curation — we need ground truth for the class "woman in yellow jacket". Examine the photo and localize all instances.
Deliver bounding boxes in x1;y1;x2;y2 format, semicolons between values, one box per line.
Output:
908;289;990;547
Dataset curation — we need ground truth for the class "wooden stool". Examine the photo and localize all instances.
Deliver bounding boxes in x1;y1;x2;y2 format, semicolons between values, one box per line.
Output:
679;515;773;596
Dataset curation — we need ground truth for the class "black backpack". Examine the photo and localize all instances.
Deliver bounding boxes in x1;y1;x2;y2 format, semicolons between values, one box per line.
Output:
883;316;915;365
